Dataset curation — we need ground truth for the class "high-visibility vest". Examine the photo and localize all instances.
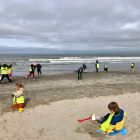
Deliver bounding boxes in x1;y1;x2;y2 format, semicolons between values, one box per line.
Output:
96;63;100;69
13;96;25;104
100;113;115;132
1;67;8;74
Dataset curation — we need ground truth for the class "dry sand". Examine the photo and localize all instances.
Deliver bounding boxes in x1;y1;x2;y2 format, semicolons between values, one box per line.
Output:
0;72;140;140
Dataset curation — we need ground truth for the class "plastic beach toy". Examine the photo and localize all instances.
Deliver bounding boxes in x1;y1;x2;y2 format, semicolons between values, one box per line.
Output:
91;114;96;121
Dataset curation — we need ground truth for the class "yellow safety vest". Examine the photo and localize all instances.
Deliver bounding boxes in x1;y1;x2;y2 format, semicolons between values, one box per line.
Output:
1;67;8;74
100;113;115;132
97;64;100;69
13;96;25;104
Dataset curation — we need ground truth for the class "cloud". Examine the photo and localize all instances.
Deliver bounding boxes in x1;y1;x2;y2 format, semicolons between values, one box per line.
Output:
0;0;140;52
121;22;139;30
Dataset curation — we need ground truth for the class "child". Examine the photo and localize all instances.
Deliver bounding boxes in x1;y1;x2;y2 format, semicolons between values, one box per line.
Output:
104;65;108;72
11;83;25;112
77;67;83;80
96;102;126;135
131;63;135;72
26;64;35;80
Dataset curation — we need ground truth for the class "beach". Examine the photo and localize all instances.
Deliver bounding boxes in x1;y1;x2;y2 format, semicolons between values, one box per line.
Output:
0;71;140;140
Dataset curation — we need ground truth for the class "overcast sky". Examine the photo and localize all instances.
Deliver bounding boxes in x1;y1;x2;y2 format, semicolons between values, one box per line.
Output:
0;0;140;53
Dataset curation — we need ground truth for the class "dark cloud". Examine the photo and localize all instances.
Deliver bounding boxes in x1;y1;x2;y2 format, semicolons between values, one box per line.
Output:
0;0;140;51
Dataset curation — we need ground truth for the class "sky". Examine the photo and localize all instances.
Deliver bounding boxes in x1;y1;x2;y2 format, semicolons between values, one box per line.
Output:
0;0;140;54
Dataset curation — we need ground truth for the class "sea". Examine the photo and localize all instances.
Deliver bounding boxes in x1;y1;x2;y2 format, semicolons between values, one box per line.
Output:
0;53;140;76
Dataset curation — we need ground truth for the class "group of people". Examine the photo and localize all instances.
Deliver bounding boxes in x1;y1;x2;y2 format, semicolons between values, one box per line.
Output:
26;63;42;80
77;60;136;80
77;60;109;80
95;60;108;72
0;63;42;83
9;85;127;136
1;62;127;137
8;63;42;112
95;60;135;73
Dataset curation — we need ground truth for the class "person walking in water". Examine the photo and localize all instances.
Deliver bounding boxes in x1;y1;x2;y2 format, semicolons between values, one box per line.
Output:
77;67;83;80
131;63;135;72
36;63;42;74
26;64;35;79
0;64;12;83
9;64;13;77
95;60;100;72
11;83;25;112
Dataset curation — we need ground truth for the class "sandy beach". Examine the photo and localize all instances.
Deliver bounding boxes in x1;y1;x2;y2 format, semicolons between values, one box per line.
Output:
0;71;140;140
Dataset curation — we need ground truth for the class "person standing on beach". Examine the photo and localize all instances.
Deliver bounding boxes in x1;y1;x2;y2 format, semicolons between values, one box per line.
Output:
104;65;108;72
131;63;135;72
0;64;12;83
77;67;83;80
95;60;100;72
11;83;25;112
26;64;35;79
36;63;42;74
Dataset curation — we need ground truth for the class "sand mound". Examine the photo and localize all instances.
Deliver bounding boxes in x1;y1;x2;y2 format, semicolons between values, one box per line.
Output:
0;93;140;140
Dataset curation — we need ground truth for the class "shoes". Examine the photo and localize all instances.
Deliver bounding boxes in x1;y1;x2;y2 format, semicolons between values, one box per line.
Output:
19;108;24;112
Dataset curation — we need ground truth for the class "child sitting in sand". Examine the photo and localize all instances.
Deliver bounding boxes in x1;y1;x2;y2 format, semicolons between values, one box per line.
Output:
95;102;126;135
11;83;25;112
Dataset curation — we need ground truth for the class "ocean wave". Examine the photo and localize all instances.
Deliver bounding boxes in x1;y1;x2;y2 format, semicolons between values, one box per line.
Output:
29;57;140;64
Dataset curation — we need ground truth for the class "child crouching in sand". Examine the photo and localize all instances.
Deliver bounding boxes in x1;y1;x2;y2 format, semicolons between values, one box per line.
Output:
95;102;126;135
11;83;25;112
